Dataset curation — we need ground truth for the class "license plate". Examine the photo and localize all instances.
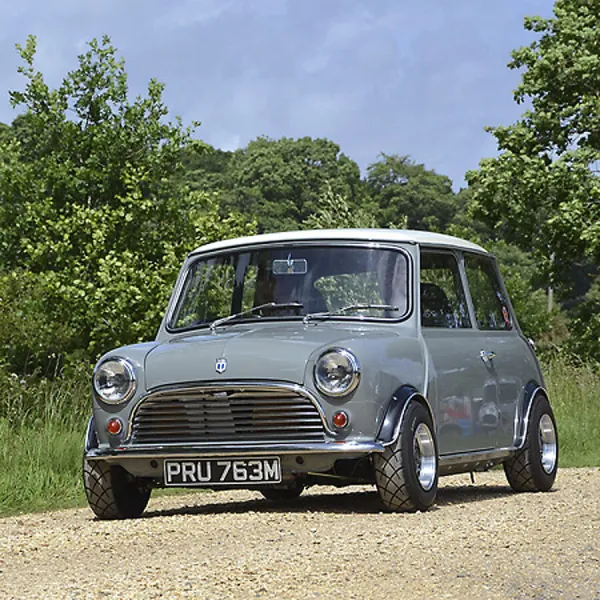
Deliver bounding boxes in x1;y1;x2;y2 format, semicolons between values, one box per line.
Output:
163;457;281;487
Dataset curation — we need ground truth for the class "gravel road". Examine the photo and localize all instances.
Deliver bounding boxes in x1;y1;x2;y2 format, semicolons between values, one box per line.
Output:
1;468;598;600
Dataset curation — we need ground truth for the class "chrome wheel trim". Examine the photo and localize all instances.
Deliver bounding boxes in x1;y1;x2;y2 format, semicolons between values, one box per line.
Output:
414;423;436;491
539;414;557;474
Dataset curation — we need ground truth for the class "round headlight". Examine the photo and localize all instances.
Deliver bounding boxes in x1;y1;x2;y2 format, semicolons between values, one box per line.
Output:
314;349;360;397
93;358;136;404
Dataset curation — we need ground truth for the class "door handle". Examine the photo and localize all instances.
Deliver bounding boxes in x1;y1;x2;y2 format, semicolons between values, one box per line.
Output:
479;350;496;365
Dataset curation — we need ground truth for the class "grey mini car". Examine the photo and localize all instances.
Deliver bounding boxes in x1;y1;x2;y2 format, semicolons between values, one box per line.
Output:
83;229;559;518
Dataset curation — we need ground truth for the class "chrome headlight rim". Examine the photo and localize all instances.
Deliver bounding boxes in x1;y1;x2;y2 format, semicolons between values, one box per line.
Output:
92;357;137;405
313;347;361;398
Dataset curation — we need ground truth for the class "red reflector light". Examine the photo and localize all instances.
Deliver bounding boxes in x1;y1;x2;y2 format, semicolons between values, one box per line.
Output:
332;411;349;429
107;418;122;435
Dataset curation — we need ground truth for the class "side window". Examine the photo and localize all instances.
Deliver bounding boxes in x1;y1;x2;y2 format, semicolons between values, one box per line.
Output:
420;252;470;328
464;254;512;331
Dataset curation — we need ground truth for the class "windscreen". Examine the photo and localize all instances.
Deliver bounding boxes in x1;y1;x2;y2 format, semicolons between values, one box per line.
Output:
169;245;409;330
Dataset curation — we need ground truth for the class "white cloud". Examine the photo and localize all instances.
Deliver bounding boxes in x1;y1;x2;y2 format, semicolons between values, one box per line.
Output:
0;0;556;189
156;0;235;30
211;131;242;152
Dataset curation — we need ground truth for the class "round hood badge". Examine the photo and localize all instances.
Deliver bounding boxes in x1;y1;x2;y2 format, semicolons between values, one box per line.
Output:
215;357;228;374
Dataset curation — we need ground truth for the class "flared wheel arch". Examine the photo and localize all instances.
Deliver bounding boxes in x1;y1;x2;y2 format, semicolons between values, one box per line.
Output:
377;385;435;447
515;382;552;449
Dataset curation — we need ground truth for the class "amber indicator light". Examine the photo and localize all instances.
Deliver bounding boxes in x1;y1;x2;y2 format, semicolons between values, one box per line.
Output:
332;411;349;429
107;418;122;435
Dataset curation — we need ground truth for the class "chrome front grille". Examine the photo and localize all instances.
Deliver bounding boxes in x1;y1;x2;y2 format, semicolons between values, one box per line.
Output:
130;384;327;445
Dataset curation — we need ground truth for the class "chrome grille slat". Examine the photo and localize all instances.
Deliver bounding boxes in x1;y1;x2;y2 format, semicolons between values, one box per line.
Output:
134;418;322;427
137;403;313;412
140;399;312;408
135;406;313;411
133;420;324;428
130;384;327;445
134;409;319;417
135;433;324;442
149;391;301;401
132;411;321;426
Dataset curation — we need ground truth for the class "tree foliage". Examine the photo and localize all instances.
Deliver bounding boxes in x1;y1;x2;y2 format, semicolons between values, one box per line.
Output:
367;154;458;232
2;15;599;372
179;144;232;193
0;122;10;144
302;184;380;230
216;136;364;233
568;279;600;363
0;36;254;372
466;0;600;283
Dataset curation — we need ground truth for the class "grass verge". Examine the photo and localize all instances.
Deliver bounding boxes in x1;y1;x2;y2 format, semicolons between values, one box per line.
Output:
545;359;600;467
0;419;86;516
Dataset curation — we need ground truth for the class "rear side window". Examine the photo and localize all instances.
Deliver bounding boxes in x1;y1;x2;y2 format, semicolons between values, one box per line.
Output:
464;254;512;331
420;252;470;328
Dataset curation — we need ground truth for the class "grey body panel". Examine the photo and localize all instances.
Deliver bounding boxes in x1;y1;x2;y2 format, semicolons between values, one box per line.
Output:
92;321;425;450
478;330;540;448
146;323;418;390
423;328;498;454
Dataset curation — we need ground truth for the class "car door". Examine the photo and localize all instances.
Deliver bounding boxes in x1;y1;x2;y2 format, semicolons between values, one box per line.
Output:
420;250;497;454
462;252;539;449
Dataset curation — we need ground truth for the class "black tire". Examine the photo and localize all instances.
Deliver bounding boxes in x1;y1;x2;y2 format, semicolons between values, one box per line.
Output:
83;459;151;520
373;402;438;512
504;395;558;492
260;483;304;503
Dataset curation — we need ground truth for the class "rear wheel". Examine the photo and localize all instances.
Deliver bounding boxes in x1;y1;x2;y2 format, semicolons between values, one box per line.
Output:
83;459;151;520
504;395;558;492
374;402;438;512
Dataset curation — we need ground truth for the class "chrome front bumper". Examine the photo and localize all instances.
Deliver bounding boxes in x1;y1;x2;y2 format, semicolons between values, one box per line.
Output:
85;440;386;461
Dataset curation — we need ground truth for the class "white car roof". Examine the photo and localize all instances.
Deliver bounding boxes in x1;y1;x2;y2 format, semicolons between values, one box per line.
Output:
190;228;488;256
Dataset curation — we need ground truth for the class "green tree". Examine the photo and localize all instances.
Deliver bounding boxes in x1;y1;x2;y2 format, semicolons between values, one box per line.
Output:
568;279;600;363
220;136;364;233
302;183;379;230
179;144;233;193
0;35;254;372
466;0;600;285
0;122;10;144
445;188;495;241
366;154;458;232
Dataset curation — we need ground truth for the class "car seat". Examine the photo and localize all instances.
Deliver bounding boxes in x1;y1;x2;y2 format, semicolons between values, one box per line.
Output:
421;283;455;328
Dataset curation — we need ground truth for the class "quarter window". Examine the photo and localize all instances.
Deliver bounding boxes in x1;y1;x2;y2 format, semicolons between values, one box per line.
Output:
464;254;512;330
420;252;470;328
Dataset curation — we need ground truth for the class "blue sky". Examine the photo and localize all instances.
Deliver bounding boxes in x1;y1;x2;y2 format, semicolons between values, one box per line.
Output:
0;0;555;188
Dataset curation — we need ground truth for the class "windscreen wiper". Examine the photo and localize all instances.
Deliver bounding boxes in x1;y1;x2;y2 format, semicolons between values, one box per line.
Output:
303;304;399;324
210;302;304;332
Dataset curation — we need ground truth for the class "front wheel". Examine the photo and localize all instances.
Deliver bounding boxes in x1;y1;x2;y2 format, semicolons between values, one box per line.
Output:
503;395;558;492
83;459;151;520
373;402;438;512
